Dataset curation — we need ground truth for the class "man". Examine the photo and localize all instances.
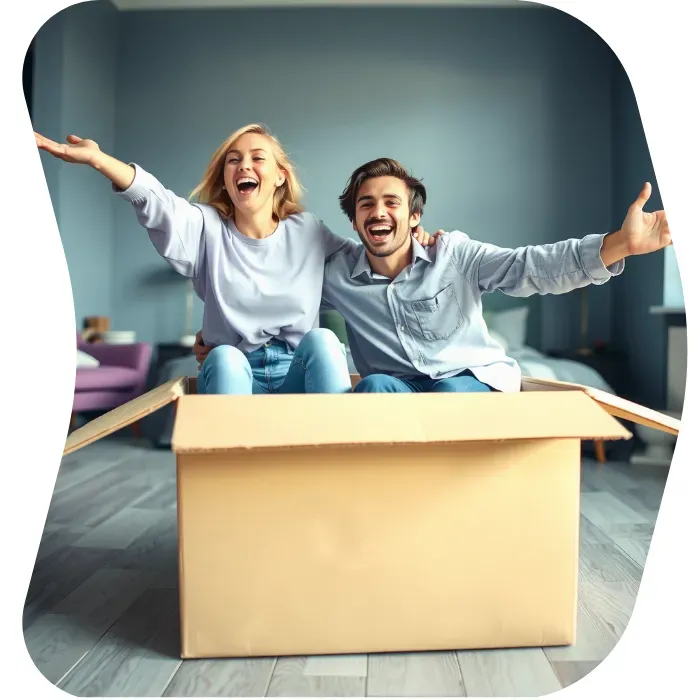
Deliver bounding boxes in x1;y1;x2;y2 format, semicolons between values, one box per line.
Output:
196;157;671;393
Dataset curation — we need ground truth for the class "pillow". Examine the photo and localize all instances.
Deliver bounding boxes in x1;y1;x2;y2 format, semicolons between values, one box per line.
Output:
77;349;100;368
486;306;529;351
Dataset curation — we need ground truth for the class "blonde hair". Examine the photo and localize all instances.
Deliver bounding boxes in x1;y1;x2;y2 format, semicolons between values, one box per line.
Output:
190;123;305;221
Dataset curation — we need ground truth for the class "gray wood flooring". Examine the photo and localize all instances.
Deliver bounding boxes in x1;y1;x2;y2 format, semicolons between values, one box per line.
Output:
24;436;667;697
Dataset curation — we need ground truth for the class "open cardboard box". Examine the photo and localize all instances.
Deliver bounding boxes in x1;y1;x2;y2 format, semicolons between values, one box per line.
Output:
63;373;680;659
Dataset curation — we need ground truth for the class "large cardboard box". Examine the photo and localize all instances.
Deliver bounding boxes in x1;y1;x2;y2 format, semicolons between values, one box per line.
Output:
63;374;680;659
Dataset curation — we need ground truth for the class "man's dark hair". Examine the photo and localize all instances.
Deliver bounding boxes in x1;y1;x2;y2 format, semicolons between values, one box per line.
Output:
338;158;427;222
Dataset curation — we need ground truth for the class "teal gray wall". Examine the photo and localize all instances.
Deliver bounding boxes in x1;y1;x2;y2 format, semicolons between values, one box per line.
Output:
610;58;676;408
108;5;616;349
33;0;119;329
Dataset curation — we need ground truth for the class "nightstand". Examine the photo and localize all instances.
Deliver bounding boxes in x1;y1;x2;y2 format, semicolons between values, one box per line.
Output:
145;343;196;392
546;348;630;398
156;342;195;368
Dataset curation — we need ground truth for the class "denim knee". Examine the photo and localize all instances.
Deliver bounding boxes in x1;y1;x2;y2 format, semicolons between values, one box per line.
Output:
297;328;344;357
433;374;494;393
354;374;400;393
198;344;254;395
204;344;250;371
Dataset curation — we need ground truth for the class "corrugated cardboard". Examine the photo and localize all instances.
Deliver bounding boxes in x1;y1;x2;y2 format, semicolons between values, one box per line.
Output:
62;373;680;659
521;376;681;435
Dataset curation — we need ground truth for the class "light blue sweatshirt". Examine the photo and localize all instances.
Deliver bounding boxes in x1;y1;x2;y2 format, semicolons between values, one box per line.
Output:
115;164;357;353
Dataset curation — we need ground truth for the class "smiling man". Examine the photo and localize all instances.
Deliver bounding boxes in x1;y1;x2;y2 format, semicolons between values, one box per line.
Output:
318;157;671;394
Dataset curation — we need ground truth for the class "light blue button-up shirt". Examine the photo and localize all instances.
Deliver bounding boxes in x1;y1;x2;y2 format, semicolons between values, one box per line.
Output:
322;230;624;392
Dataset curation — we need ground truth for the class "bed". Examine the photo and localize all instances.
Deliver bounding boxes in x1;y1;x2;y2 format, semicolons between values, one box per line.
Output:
481;292;615;394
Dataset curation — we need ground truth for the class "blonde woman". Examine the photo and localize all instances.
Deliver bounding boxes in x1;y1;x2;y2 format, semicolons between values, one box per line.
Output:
35;124;436;395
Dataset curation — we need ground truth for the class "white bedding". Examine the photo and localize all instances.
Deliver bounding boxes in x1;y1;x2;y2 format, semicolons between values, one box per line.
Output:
509;346;615;394
483;306;615;394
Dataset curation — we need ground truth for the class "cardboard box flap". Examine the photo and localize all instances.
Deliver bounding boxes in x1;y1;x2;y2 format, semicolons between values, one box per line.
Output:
521;376;681;436
171;390;631;453
63;377;187;456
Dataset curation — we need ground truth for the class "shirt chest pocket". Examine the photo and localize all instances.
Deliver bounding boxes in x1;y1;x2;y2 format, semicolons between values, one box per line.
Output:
410;284;465;341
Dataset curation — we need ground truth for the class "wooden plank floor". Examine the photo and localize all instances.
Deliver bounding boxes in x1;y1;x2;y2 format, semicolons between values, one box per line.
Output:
23;436;667;697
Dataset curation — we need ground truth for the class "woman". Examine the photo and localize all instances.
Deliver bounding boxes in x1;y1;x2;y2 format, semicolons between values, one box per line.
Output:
35;124;437;395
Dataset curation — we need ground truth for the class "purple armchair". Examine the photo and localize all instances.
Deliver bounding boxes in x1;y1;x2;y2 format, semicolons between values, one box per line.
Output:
73;333;153;431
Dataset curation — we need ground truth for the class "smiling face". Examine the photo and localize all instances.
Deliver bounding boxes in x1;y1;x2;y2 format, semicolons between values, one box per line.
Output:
352;176;422;258
222;132;287;218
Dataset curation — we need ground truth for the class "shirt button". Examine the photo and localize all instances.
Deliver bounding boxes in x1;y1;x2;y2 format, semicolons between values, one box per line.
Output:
400;325;405;331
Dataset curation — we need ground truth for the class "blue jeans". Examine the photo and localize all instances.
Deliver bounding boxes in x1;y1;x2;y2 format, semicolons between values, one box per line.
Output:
354;369;495;393
197;328;351;395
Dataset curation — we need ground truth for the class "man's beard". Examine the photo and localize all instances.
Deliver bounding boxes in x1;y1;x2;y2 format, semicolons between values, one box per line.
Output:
359;221;410;258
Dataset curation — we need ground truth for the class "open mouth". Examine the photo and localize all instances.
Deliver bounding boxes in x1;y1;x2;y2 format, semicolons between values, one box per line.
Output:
366;223;394;243
236;177;259;196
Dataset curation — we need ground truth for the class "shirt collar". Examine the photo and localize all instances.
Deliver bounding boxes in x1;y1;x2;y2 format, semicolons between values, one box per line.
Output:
350;237;434;280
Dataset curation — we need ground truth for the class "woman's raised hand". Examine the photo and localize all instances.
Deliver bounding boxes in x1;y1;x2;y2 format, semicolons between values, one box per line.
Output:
35;132;102;166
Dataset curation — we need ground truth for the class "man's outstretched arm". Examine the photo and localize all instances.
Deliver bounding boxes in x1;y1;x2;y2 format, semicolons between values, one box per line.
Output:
448;182;671;296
